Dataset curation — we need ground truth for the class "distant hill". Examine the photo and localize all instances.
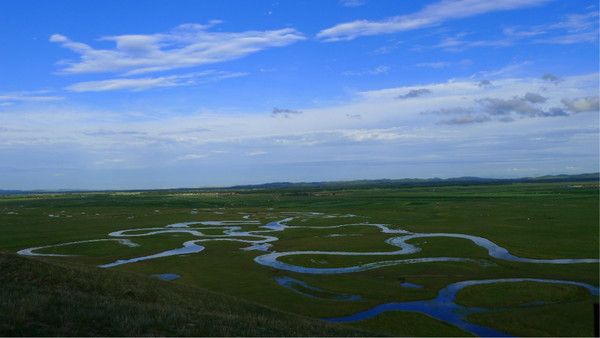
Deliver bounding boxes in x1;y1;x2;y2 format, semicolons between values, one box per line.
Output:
0;190;27;195
1;172;597;195
226;173;599;191
0;252;367;336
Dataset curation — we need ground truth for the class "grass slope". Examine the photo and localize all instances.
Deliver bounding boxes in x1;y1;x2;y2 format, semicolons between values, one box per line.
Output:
0;253;369;337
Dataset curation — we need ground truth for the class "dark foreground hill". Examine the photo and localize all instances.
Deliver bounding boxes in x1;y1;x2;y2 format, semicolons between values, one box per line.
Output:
0;253;368;337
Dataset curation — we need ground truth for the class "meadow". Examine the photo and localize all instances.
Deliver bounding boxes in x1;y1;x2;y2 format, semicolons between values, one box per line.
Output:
0;180;598;336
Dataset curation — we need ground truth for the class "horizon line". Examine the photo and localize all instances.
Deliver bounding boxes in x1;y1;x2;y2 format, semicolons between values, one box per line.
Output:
1;171;597;194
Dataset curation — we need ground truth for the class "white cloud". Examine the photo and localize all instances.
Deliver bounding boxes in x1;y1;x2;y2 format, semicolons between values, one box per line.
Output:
339;128;412;142
535;31;598;44
66;71;247;92
473;61;532;78
415;61;452;69
95;158;126;165
246;150;268;156
2;73;598;189
416;59;473;69
339;0;365;7
342;65;390;76
435;10;599;50
561;96;599;113
436;35;513;50
0;91;63;103
529;11;599;37
1;73;597;188
510;11;599;45
176;153;208;161
4;73;597;147
67;76;183;93
317;0;549;41
271;107;303;118
51;22;305;75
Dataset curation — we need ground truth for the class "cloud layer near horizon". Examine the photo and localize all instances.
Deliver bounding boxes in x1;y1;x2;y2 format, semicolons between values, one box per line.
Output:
1;73;597;189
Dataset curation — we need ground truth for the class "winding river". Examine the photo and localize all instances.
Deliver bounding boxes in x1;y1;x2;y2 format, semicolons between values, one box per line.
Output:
17;213;599;336
326;278;600;337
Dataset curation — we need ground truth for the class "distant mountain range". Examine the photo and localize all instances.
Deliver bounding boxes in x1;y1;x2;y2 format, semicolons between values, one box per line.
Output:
1;173;598;195
225;173;599;190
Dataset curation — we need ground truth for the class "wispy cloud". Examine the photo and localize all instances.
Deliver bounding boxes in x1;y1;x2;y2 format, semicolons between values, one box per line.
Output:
176;153;208;161
246;150;268;156
516;11;599;44
317;0;549;41
473;61;532;78
83;129;147;136
339;128;411;142
10;73;595;146
0;91;63;104
66;71;246;92
1;73;597;189
415;61;451;69
535;31;598;44
342;65;390;76
416;59;472;69
437;115;491;125
339;0;365;7
51;22;305;75
435;10;599;50
436;35;513;51
271;107;303;118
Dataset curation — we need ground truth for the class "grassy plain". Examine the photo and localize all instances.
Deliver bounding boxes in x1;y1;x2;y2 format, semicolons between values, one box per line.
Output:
0;181;598;336
0;253;367;336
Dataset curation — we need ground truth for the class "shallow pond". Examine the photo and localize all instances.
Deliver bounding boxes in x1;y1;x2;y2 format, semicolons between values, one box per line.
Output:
151;273;181;281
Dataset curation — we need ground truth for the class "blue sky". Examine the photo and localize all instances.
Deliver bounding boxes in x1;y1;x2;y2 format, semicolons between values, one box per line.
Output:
0;0;598;189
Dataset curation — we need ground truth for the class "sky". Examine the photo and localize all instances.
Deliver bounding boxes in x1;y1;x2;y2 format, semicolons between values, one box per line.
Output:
0;0;598;190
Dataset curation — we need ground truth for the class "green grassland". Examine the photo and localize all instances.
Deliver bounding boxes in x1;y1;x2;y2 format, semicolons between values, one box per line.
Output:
0;252;367;336
0;181;598;336
466;300;598;337
456;282;592;308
